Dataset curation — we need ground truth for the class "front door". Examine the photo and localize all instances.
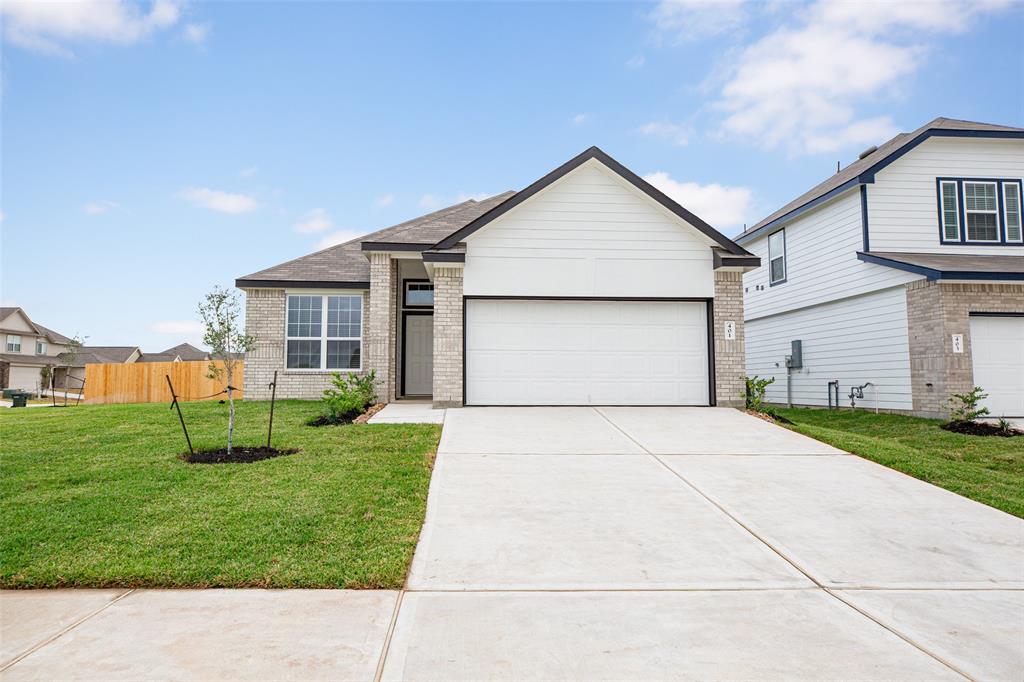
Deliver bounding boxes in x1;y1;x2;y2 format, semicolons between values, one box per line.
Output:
404;314;434;396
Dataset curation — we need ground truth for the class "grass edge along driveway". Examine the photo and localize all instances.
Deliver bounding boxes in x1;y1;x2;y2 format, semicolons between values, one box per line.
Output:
776;408;1023;519
1;400;440;589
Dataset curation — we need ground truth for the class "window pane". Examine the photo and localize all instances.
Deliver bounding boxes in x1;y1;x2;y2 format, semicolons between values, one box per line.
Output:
1004;184;1022;242
768;231;784;256
287;296;322;337
770;257;785;283
327;340;360;369
964;183;997;211
327;296;362;338
405;283;434;306
286;340;321;369
941;182;959;240
966;212;999;241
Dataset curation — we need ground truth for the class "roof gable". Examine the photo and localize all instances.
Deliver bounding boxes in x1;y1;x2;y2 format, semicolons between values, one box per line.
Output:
0;307;40;334
433;146;750;255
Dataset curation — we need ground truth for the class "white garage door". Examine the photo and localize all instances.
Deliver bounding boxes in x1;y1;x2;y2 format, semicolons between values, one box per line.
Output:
465;299;710;406
970;315;1024;417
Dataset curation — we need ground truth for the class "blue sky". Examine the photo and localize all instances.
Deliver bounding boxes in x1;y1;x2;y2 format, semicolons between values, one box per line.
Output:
2;0;1022;350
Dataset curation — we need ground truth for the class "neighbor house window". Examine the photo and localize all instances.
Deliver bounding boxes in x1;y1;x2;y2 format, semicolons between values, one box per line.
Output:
36;341;47;355
404;281;434;307
963;181;999;242
1004;182;1023;243
768;229;786;285
6;335;21;352
285;294;362;370
939;180;960;241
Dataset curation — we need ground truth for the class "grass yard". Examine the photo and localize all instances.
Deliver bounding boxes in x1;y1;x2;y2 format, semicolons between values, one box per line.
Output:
1;400;440;589
775;408;1024;518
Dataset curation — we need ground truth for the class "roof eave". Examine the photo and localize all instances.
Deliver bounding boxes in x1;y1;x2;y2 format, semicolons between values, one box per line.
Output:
235;278;371;289
856;252;1024;281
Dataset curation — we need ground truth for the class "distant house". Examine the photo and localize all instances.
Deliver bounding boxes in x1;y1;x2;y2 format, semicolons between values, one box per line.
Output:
0;307;75;393
160;343;210;361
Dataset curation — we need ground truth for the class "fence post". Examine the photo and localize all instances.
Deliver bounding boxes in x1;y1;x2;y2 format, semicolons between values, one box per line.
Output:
166;375;194;456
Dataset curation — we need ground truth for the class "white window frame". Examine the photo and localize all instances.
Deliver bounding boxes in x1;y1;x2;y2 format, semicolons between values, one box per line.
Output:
768;229;786;285
963;181;1000;243
1002;181;1023;244
36;340;47;355
284;292;364;372
6;335;21;352
938;180;960;241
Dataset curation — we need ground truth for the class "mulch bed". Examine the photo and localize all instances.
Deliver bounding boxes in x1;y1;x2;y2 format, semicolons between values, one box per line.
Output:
182;447;299;464
354;403;386;424
746;409;794;425
941;421;1022;437
306;403;386;427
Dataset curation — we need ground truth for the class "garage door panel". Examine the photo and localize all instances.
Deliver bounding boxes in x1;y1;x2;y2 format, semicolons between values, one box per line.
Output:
970;315;1024;417
466;299;710;406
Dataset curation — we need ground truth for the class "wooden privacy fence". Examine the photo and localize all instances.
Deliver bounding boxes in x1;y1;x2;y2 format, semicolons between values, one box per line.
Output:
84;360;244;405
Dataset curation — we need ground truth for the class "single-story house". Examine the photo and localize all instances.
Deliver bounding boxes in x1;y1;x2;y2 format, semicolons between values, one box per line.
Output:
236;147;759;407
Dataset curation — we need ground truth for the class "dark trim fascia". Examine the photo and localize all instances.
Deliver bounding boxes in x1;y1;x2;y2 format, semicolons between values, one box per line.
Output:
737;178;861;245
422;252;466;263
968;311;1024;317
858;129;1024;183
400;309;433;398
860;185;870;251
235;279;370;289
712;248;760;269
856;252;1024;281
434;146;751;256
462;295;716;407
360;242;432;252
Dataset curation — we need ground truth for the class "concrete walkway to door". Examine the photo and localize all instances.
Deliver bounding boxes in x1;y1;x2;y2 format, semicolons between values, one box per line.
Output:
383;406;1024;681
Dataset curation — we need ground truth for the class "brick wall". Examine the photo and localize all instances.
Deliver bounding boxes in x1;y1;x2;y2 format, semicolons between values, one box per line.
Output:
242;287;372;400
906;280;1023;417
432;265;464;407
367;253;398;402
713;270;746;407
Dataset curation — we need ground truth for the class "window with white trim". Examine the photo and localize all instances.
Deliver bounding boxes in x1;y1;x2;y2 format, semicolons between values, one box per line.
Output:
939;180;960;241
963;181;999;242
768;229;786;284
285;294;362;370
1004;182;1022;243
6;335;21;352
36;340;47;355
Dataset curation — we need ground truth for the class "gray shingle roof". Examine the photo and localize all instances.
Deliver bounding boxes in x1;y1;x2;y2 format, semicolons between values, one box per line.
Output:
161;342;209;361
65;346;139;366
737;117;1024;241
236;192;516;286
137;353;181;363
861;251;1024;275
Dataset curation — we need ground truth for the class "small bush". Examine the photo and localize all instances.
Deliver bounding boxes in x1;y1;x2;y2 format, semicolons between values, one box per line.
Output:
744;375;775;413
946;387;990;424
310;370;377;426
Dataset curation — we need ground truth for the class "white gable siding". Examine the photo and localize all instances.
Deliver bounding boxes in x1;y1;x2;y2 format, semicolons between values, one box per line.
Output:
746;286;913;411
463;160;716;297
743;190;918;321
868;137;1024;254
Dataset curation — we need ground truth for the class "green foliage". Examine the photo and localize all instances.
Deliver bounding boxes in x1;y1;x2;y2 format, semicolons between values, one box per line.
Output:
744;375;776;412
947;387;990;423
321;370;377;422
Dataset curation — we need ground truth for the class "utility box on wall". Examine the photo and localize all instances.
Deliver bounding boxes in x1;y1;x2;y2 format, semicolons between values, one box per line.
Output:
788;340;803;369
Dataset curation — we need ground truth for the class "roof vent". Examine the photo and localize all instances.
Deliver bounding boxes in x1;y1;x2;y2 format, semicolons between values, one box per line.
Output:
857;145;878;160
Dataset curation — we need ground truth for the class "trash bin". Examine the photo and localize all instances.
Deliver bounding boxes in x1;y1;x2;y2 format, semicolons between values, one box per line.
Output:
11;392;29;407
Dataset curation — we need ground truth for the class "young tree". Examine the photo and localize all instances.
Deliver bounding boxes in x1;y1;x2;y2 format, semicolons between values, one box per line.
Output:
198;287;256;453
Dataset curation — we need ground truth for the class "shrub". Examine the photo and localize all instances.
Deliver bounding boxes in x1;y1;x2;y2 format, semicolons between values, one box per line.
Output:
316;370;377;424
946;387;990;424
744;375;775;413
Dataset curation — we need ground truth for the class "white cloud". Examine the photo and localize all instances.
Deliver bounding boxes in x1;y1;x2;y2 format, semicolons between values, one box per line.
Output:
649;0;748;42
626;55;646;69
183;22;210;46
635;120;691;147
644;172;754;229
316;230;365;250
239;165;259;178
454;192;491;203
149;320;205;335
1;0;182;57
83;200;120;215
292;208;333;234
0;211;5;222
418;194;440;209
180;187;259;214
711;0;1013;155
571;113;588;126
373;194;395;208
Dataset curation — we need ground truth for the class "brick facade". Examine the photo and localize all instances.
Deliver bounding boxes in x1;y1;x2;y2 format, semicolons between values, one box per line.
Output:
367;253;398;402
431;265;464;407
713;270;746;407
242;287;371;400
906;280;1024;417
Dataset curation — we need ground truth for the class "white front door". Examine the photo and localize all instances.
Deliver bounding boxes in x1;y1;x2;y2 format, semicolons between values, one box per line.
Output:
970;315;1024;417
404;314;434;396
465;299;710;406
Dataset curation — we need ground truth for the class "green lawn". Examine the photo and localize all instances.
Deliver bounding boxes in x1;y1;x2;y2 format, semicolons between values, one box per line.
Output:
1;400;440;589
775;408;1024;518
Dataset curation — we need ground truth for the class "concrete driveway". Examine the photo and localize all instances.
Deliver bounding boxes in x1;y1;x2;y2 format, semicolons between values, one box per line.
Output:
385;406;1024;681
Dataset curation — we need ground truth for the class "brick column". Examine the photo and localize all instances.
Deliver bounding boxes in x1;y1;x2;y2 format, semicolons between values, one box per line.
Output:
242;287;285;400
432;265;464;407
368;253;397;402
713;270;746;407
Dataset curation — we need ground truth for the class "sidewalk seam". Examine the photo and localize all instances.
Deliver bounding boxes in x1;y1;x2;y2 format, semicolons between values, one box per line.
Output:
373;589;405;682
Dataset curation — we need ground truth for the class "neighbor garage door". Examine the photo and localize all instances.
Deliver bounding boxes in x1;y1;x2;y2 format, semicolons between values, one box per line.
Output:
465;299;710;406
970;315;1024;417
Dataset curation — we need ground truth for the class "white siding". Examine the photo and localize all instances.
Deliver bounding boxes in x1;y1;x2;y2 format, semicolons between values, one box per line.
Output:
464;159;716;297
746;287;913;410
743;190;919;321
868;137;1024;254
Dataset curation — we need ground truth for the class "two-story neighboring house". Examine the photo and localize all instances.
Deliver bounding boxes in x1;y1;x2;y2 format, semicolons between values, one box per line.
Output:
736;117;1023;418
0;307;73;393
